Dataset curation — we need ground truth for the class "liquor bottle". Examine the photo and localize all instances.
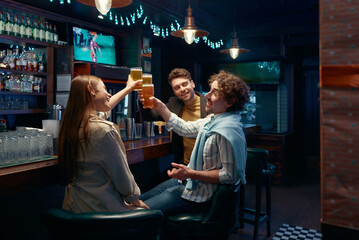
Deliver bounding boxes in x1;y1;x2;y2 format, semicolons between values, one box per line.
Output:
18;48;27;71
1;49;10;69
14;75;21;93
27;75;34;92
33;19;40;41
13;14;20;37
48;24;53;43
0;11;5;34
25;17;33;39
33;77;40;93
53;25;58;44
38;77;44;93
0;73;4;91
38;54;45;73
32;52;38;72
20;74;26;92
26;51;33;72
8;74;15;92
45;21;50;43
13;47;20;70
39;21;45;42
19;16;26;38
0;50;6;69
4;73;10;91
8;50;15;70
5;12;13;36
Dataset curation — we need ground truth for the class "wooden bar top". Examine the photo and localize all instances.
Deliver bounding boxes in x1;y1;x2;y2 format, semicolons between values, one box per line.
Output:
0;136;172;196
0;124;260;196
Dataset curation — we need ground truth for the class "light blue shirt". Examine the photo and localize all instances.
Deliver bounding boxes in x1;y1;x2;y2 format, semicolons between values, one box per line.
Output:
166;112;246;203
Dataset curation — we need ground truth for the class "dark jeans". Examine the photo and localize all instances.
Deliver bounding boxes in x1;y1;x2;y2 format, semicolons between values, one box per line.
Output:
140;178;210;216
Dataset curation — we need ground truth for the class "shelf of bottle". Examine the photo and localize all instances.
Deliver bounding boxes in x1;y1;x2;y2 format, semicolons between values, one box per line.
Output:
0;109;45;114
0;91;46;96
0;33;61;48
0;68;47;76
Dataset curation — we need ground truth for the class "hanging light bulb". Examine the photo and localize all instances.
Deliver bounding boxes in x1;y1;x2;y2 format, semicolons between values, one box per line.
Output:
220;32;249;59
220;5;249;59
77;0;132;14
171;1;209;45
95;0;112;15
183;29;196;44
229;48;240;59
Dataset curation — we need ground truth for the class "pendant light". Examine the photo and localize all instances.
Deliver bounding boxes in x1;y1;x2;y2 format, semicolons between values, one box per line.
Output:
220;31;249;59
95;0;111;15
170;0;209;44
220;6;249;59
77;0;132;15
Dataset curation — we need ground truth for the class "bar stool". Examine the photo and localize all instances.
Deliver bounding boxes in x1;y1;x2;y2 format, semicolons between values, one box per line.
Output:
42;208;164;240
164;184;241;240
239;147;276;240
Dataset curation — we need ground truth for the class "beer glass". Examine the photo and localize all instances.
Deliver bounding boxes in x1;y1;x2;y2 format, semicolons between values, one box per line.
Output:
142;84;154;108
130;67;143;91
142;73;152;85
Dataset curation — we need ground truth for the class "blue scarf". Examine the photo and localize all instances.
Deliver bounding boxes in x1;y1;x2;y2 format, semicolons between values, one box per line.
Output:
186;111;247;190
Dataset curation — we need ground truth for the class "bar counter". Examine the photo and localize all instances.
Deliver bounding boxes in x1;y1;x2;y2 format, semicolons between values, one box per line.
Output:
0;124;260;197
0;136;172;197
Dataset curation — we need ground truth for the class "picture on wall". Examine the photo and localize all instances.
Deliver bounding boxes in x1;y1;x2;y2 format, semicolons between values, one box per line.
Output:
143;60;151;73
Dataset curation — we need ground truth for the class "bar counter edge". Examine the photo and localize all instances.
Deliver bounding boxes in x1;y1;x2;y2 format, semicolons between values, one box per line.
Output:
0;136;172;197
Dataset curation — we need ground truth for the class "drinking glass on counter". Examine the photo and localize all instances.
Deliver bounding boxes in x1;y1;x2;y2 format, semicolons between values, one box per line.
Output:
144;121;155;137
135;123;142;139
0;129;54;167
130;67;143;91
142;84;155;108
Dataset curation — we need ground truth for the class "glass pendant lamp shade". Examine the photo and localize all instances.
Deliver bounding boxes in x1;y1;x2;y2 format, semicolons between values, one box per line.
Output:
77;0;132;14
184;29;196;44
229;48;240;59
220;32;249;59
171;5;209;45
95;0;112;15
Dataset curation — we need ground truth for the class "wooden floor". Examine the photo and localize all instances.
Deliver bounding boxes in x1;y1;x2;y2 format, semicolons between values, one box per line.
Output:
229;169;321;240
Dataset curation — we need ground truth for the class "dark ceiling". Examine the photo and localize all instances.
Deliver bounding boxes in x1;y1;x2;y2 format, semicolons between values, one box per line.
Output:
4;0;319;61
7;0;318;40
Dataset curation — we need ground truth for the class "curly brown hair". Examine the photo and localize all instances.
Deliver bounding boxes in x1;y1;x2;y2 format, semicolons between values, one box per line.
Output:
168;68;192;85
208;70;250;112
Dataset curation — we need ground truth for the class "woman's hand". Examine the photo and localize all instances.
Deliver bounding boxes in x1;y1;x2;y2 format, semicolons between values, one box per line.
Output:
127;74;142;91
130;198;150;209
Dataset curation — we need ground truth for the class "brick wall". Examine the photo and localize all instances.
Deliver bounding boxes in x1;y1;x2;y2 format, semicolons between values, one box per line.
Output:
320;0;359;232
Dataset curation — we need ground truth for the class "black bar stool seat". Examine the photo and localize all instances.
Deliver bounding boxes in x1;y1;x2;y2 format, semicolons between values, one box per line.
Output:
164;184;241;240
42;208;164;240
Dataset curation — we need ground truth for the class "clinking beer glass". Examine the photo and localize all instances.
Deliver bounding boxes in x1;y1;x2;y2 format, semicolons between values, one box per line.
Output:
141;74;154;108
142;73;152;85
142;83;155;108
130;67;143;91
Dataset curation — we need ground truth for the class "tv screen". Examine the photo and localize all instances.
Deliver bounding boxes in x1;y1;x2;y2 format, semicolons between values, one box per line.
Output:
73;26;116;65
